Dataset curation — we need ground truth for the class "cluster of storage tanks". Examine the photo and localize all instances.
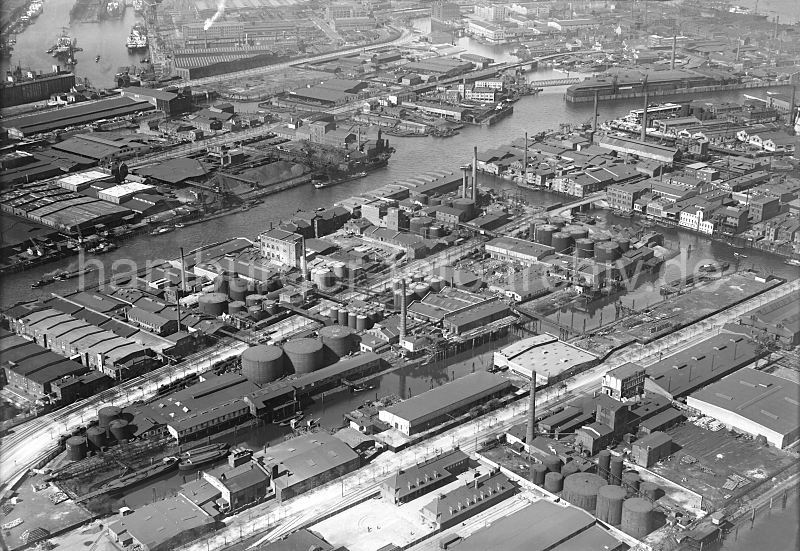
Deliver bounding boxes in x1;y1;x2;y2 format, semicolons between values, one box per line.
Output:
320;304;385;332
392;273;446;308
532;220;633;263
240;324;359;385
528;451;660;540
197;274;282;320
65;405;133;460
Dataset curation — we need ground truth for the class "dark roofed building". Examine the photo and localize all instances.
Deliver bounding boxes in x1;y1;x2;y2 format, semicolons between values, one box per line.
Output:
381;449;470;504
120;86;192;115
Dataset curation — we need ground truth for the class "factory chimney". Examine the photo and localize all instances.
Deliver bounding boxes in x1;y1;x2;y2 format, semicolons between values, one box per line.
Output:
472;145;478;200
640;75;649;142
523;132;528;186
300;237;308;281
461;166;469;198
400;278;408;341
592;91;599;141
526;372;537;445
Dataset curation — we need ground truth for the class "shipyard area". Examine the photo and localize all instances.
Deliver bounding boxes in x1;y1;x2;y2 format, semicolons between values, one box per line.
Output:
1;1;800;551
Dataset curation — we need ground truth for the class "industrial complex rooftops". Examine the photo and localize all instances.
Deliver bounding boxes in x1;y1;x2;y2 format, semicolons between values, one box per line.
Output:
261;432;359;488
381;371;511;424
688;368;800;442
494;334;597;381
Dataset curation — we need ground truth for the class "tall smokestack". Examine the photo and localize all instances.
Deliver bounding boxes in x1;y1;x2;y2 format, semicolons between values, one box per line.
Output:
300;237;308;281
179;247;187;294
472;146;478;200
592;91;599;140
640;78;649;142
526;372;536;445
462;166;468;198
523;132;528;186
400;278;407;340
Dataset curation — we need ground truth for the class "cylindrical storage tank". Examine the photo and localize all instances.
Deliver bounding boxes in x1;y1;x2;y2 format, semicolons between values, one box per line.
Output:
98;406;121;428
596;485;627;525
409;218;426;234
212;275;229;295
86;426;107;449
544;472;564;493
549;216;566;228
283;338;324;375
561;460;580;478
245;294;264;307
543;455;562;473
228;277;249;302
609;457;624;485
412;272;424;283
228;301;246;315
415;283;431;300
429;277;444;292
109;419;130;441
531;463;548;486
616;238;631;252
429;225;445;238
199;293;228;316
598;450;612;481
320;325;355;360
621;498;654;539
595;241;621;263
572;238;592;258
639;481;662;502
333;263;348;279
241;344;284;384
562;473;607;513
328;307;340;321
337;307;348;325
535;224;557;247
66;436;87;461
551;232;573;254
347;310;358;329
248;305;264;321
566;226;589;241
313;268;334;289
622;472;641;495
262;300;278;316
356;314;367;331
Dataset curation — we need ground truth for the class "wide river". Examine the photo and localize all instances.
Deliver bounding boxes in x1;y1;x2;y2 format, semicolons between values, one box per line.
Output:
2;11;798;543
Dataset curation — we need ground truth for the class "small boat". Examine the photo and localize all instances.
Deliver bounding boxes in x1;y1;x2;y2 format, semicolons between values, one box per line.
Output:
178;448;228;470
785;258;800;267
150;226;174;236
733;252;747;258
314;171;367;189
179;442;229;458
31;279;50;288
95;55;100;62
174;223;185;228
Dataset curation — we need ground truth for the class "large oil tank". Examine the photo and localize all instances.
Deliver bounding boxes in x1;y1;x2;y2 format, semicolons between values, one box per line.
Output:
109;419;130;441
575;238;595;258
429;277;444;292
241;345;284;384
320;325;355;360
283;338;324;375
313;268;334;289
199;293;229;316
228;301;246;315
595;242;621;263
562;473;607;513
566;225;589;241
549;216;566;228
333;263;348;279
551;232;573;254
596;485;627;525
561;460;580;478
543;455;562;473
622;472;641;495
621;497;654;539
66;436;87;461
639;481;662;502
531;463;548;486
414;282;431;300
86;426;107;449
598;450;612;481
356;314;368;331
338;308;349;326
228;277;249;302
245;294;265;307
328;307;339;322
535;224;558;247
98;406;121;428
347;310;358;330
616;238;631;252
609;456;624;485
543;472;563;493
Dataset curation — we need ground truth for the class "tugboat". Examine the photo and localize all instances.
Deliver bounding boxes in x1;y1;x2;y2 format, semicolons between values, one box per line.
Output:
314;171;367;189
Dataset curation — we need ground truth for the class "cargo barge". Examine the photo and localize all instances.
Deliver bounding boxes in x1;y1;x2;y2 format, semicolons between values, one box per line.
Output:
76;457;178;501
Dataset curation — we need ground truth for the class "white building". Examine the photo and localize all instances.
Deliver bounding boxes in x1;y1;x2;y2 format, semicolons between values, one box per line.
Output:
678;205;715;234
493;334;597;385
259;228;304;267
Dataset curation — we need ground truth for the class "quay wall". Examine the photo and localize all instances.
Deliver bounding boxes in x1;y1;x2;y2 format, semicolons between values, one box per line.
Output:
566;81;792;103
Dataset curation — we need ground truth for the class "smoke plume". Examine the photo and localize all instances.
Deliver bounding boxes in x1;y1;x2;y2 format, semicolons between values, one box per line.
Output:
203;0;226;31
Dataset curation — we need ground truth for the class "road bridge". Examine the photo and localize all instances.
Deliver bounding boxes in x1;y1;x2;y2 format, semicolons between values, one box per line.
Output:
528;77;581;87
546;192;608;216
